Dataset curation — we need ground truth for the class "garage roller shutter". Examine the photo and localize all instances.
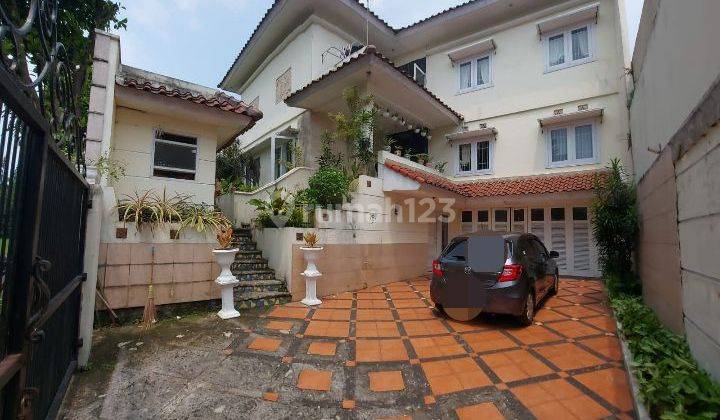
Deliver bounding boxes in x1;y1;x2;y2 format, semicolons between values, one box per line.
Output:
551;222;567;270
573;220;590;272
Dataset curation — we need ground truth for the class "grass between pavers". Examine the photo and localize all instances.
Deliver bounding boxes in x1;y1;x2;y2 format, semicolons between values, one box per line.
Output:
610;292;720;419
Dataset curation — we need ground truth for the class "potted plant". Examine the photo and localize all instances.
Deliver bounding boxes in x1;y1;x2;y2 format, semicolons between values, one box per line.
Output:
212;226;241;319
299;231;323;306
414;153;430;165
248;186;292;228
433;161;448;174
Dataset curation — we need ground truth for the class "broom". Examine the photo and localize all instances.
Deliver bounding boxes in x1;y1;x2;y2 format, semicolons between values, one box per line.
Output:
141;245;157;329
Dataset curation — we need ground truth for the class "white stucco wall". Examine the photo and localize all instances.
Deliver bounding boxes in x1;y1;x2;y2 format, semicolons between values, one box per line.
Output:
629;0;720;182
233;20;356;153
417;0;630;180
109;107;221;204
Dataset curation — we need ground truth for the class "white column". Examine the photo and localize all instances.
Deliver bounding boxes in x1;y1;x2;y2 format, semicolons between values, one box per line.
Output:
270;135;276;181
78;30;121;367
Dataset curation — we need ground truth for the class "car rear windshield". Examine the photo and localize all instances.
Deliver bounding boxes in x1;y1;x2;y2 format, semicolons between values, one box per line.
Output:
443;236;513;272
442;238;467;261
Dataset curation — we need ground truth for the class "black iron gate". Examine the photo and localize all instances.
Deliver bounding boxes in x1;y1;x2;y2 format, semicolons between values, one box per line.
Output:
0;1;89;419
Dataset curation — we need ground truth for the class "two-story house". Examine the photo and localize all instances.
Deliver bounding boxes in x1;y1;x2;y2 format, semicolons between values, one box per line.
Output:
219;0;632;278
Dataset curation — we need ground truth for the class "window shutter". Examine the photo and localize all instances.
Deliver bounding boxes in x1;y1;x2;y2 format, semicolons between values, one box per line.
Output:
573;220;590;272
551;222;567;270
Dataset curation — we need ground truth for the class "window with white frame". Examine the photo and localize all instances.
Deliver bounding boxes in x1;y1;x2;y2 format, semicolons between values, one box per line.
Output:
458;54;492;93
456;138;493;175
153;131;197;180
545;22;593;71
547;122;598;167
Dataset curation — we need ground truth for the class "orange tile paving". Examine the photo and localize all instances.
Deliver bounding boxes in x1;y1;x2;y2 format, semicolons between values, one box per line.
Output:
247;336;282;352
368;371;405;392
421;357;492;395
455;402;505;420
243;277;634;418
307;341;337;356
297;369;332;391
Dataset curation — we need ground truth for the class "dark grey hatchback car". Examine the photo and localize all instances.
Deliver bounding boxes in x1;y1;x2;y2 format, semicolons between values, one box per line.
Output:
430;231;560;325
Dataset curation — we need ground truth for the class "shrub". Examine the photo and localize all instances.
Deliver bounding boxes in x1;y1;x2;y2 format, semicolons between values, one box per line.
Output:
216;142;250;182
591;158;641;296
612;296;720;418
306;167;350;207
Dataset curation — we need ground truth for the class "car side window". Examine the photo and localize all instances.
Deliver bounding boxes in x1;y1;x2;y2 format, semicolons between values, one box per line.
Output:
533;240;548;260
444;239;467;261
516;236;533;262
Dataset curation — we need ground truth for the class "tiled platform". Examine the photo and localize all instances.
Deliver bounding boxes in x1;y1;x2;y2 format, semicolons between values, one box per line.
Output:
244;277;635;419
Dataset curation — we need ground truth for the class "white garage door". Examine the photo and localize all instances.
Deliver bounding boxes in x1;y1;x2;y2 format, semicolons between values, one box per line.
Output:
459;205;598;277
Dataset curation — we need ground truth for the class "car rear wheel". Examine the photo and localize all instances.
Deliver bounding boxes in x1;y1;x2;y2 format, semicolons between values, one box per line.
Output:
444;307;482;321
517;291;535;326
549;272;559;296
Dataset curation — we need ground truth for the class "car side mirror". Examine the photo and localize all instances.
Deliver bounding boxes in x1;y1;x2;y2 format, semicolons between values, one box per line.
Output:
548;250;560;259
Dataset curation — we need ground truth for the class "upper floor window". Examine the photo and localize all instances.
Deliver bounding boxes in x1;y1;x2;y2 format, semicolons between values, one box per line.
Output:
275;68;292;103
544;22;594;72
249;96;260;110
458;54;492;93
399;57;426;87
456;138;493;176
153;131;197;180
546;121;598;167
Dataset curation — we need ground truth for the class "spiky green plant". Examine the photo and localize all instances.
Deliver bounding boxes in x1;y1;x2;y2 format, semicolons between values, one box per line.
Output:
248;186;292;216
179;203;231;235
117;190;160;232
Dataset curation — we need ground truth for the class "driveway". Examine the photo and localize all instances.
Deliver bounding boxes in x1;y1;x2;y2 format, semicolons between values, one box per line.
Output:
64;277;634;419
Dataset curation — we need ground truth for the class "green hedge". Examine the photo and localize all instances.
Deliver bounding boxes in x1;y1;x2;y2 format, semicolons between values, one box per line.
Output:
611;294;720;419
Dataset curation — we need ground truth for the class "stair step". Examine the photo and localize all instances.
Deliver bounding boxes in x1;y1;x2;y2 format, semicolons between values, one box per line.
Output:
228;225;291;311
236;250;262;258
233;236;255;244
234;279;287;294
232;269;276;281
235;242;258;251
231;260;269;271
234;290;292;310
237;279;285;287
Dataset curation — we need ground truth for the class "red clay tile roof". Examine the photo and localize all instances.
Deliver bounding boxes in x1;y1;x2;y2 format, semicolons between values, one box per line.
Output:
117;77;263;121
384;161;607;198
286;45;463;122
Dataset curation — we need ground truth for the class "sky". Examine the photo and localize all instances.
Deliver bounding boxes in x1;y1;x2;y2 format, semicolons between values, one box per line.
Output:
114;0;645;90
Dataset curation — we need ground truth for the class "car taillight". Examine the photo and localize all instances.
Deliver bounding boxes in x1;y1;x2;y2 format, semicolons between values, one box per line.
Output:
432;260;444;277
498;264;522;282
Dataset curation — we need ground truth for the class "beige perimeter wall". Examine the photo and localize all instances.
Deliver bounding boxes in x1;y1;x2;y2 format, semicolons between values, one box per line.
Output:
635;148;683;333
675;125;720;381
98;241;221;309
290;243;429;301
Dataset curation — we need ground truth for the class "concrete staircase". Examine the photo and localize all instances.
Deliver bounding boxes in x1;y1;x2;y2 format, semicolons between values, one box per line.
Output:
231;226;292;309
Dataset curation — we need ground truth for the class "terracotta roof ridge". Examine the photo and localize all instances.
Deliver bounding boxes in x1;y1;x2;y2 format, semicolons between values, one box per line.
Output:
384;160;608;198
285;47;463;121
116;76;263;120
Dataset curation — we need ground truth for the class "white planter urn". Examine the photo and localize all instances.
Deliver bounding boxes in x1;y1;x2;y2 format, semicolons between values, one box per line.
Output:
300;247;323;306
213;248;241;319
